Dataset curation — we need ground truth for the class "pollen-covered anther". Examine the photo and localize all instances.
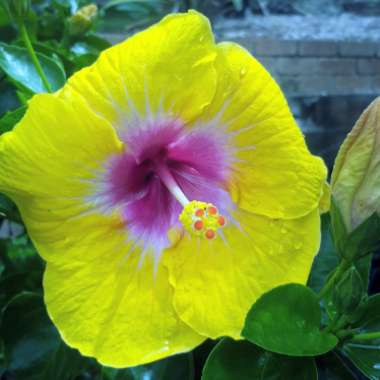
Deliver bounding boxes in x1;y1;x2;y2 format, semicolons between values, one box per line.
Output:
205;229;216;240
194;220;204;231
179;200;227;239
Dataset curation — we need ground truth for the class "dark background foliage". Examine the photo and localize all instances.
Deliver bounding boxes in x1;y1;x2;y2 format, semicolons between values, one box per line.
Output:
1;1;380;379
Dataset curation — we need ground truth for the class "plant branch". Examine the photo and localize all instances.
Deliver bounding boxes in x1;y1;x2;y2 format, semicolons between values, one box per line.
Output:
19;22;52;92
351;331;380;342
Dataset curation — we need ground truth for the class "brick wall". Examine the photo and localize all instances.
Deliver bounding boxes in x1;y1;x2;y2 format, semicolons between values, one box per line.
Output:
216;36;380;96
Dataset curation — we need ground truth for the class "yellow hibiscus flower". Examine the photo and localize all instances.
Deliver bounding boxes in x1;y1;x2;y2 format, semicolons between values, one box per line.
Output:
0;11;327;367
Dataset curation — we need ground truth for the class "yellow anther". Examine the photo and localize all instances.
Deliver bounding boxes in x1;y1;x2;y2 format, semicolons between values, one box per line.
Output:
179;200;226;239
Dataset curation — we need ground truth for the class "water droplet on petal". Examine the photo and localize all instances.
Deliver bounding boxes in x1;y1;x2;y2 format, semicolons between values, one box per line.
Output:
240;67;247;78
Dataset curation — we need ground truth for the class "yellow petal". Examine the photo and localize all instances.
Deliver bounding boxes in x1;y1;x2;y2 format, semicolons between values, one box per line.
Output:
59;10;217;130
0;93;121;199
199;42;327;219
319;182;331;214
44;229;205;367
164;208;321;339
0;93;122;260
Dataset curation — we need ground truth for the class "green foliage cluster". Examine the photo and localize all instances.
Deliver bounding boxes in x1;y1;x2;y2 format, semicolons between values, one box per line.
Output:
0;1;380;380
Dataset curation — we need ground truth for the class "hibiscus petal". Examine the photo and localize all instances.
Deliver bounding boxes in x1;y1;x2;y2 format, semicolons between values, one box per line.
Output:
0;94;122;259
164;209;320;339
200;42;327;219
59;11;218;134
44;234;205;367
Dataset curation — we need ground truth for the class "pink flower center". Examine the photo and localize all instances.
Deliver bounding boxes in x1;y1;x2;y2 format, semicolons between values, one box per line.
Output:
105;120;231;248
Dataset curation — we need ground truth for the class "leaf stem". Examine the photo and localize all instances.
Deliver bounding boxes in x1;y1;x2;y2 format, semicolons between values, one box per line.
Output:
351;331;380;342
19;22;52;93
317;259;350;300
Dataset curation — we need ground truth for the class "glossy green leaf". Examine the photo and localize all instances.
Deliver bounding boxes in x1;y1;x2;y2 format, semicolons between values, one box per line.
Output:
0;105;26;134
1;292;84;380
71;34;111;55
308;214;339;293
102;352;193;380
262;352;317;380
344;212;380;260
202;338;317;380
0;78;20;115
332;266;364;314
0;194;14;220
0;42;66;93
317;353;357;380
330;197;348;256
202;339;267;380
242;284;338;356
340;294;380;380
342;342;380;380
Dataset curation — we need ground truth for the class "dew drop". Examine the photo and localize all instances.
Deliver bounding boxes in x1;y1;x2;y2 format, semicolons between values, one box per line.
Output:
240;67;247;78
294;241;303;250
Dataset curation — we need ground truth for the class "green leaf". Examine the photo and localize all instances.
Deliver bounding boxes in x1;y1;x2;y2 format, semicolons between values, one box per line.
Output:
0;194;14;219
322;254;372;323
1;292;84;380
202;339;267;380
317;353;357;380
0;42;66;93
202;338;317;380
0;5;11;27
0;105;26;134
0;235;43;314
242;284;338;356
340;294;380;380
330;197;348;256
0;78;20;115
73;34;111;54
72;52;98;70
350;293;380;327
102;352;193;380
341;342;380;380
0;193;21;223
308;214;339;293
262;352;317;380
344;212;380;260
332;266;364;314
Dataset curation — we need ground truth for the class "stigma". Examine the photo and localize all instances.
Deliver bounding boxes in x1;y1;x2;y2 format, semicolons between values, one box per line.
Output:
179;201;226;240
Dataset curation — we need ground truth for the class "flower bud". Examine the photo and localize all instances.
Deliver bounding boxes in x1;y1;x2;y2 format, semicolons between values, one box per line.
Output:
333;266;364;314
331;97;380;231
67;4;97;37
